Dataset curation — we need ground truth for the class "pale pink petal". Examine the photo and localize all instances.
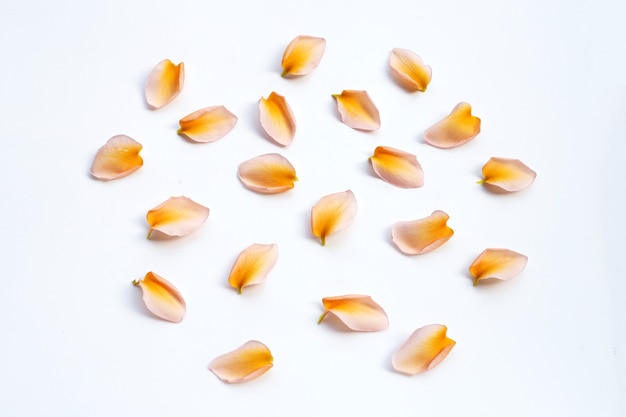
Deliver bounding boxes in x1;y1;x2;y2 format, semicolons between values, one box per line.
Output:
177;106;238;143
237;153;298;194
392;324;456;375
208;340;273;384
318;294;388;331
332;90;381;131
132;272;186;323
370;146;424;188
144;59;184;109
479;157;537;193
389;48;432;92
391;210;453;255
281;35;326;77
259;92;296;146
146;196;209;238
424;102;481;148
90;135;143;180
469;248;528;286
310;190;357;246
228;243;279;294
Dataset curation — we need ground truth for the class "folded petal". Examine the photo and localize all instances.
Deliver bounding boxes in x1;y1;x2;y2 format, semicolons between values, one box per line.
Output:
389;48;432;92
318;294;388;331
469;248;528;286
228;243;279;294
208;340;273;384
237;153;298;194
424;102;481;148
177;106;238;143
479;157;537;193
146;196;210;238
311;190;357;246
391;210;453;255
392;324;456;375
90;135;143;180
144;59;184;109
259;92;296;146
132;272;186;323
332;90;381;131
370;146;424;188
281;35;326;77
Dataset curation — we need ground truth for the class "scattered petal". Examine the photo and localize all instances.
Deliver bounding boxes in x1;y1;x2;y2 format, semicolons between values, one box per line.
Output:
146;196;209;238
90;135;143;180
479;157;537;193
370;146;424;188
332;90;381;131
311;190;357;246
208;340;273;384
281;35;326;77
132;272;186;323
469;248;528;286
259;92;296;146
392;324;456;375
391;210;453;255
318;294;388;332
177;106;238;143
144;59;184;109
389;48;432;92
237;153;298;194
228;243;279;294
424;102;481;148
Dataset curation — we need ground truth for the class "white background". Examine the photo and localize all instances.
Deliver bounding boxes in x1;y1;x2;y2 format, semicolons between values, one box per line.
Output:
1;0;625;416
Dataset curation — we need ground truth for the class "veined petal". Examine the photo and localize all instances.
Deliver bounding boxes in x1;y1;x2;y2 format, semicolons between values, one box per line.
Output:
318;294;388;332
177;106;238;143
391;210;453;255
132;272;186;323
90;135;143;180
145;59;184;109
281;35;326;77
370;146;424;188
259;92;296;146
389;48;432;92
479;157;537;193
311;190;357;246
392;324;456;375
332;90;381;131
424;102;481;148
469;248;528;286
146;196;209;238
237;153;298;194
228;243;279;294
208;340;273;384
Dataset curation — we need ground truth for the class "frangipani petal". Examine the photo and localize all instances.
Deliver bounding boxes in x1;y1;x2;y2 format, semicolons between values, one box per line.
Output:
281;35;326;77
469;248;528;286
208;340;273;384
132;272;186;323
318;294;388;332
332;90;381;131
424;102;481;148
90;135;143;180
479;157;537;193
177;106;238;143
259;92;296;146
145;59;184;109
391;210;453;255
228;243;279;294
389;48;432;92
237;153;298;194
370;146;424;188
146;196;209;238
311;190;357;246
392;324;456;375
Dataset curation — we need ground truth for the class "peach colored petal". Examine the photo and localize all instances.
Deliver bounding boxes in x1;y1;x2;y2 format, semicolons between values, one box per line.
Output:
391;210;453;255
177;106;238;143
237;153;298;194
281;35;326;77
310;190;357;246
259;92;296;146
479;157;537;193
389;48;432;92
146;196;209;238
90;135;143;180
228;243;279;294
469;248;528;286
392;324;456;375
132;272;186;323
318;294;388;332
424;102;481;148
208;340;273;384
332;90;381;131
370;146;424;188
144;59;184;109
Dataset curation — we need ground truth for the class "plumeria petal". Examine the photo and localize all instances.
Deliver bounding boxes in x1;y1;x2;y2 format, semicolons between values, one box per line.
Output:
144;59;184;109
391;210;453;255
177;106;238;143
208;340;273;384
389;48;432;92
259;92;296;146
318;294;388;332
424;102;481;148
469;248;528;286
332;90;381;131
237;153;298;194
311;190;357;246
228;243;279;294
479;157;537;193
392;324;456;375
146;196;209;238
132;272;186;323
370;146;424;188
281;35;326;77
90;135;143;180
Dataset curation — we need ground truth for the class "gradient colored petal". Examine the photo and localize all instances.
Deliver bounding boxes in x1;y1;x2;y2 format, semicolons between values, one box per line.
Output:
90;135;143;180
228;243;279;294
311;190;357;246
281;35;326;77
332;90;381;131
146;196;209;238
392;324;456;375
132;271;186;323
370;146;424;188
177;106;238;143
469;248;528;286
389;48;432;92
479;157;537;193
259;92;296;146
237;153;298;194
318;294;388;332
424;102;481;148
208;340;273;384
391;210;453;255
144;59;184;109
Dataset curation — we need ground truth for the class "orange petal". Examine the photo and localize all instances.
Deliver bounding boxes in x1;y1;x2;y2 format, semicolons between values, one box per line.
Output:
479;157;537;193
132;272;186;323
146;196;209;238
318;294;388;332
90;135;143;180
228;243;279;294
392;324;456;375
259;92;296;146
237;153;298;194
332;90;381;131
370;146;424;188
391;210;453;255
144;59;184;109
310;190;357;246
177;106;238;143
423;102;481;148
281;35;326;77
469;248;528;286
389;48;432;92
208;340;273;384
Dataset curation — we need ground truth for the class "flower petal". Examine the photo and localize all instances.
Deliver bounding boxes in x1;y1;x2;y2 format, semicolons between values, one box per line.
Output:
132;272;186;323
469;248;528;286
391;210;453;255
424;102;481;148
259;92;296;146
90;135;143;180
146;196;209;238
281;35;326;77
237;153;298;194
144;59;184;109
208;340;273;384
228;243;279;294
389;48;432;92
177;106;238;143
311;190;357;246
332;90;381;131
479;157;537;193
318;294;388;332
392;324;456;375
370;146;424;188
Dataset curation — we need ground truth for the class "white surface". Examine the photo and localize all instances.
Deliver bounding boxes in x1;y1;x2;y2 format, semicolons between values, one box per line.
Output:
1;1;625;416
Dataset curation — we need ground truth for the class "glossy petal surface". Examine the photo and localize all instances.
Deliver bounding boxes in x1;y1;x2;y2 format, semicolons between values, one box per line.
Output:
370;146;424;188
208;340;273;384
259;92;296;146
424;102;481;148
318;294;388;331
228;243;279;294
469;248;528;286
332;90;381;131
145;59;184;109
311;190;357;246
480;157;537;193
237;153;297;194
391;210;453;255
392;324;456;375
389;48;432;92
90;135;143;180
132;272;186;323
178;106;238;143
281;35;326;77
146;196;209;238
